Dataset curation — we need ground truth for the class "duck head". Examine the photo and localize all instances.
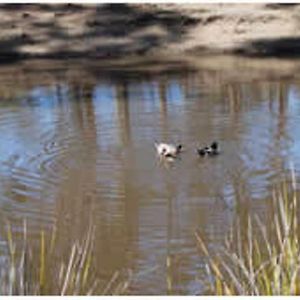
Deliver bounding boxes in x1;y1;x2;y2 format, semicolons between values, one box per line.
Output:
197;148;206;156
211;142;218;151
176;144;183;153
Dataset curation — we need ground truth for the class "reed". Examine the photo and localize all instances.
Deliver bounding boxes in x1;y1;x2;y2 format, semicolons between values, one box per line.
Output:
196;176;300;295
0;222;130;295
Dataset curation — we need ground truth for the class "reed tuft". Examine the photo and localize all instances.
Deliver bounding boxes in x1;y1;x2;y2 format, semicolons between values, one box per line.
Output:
0;222;131;295
197;176;300;295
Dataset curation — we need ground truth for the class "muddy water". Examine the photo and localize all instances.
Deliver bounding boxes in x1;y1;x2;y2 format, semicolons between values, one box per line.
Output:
0;59;300;294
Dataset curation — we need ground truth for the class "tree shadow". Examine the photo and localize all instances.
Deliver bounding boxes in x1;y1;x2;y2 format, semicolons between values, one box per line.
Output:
0;4;199;61
234;36;300;58
265;3;298;9
88;4;198;38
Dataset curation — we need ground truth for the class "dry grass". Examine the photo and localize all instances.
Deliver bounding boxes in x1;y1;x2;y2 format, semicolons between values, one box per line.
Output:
0;222;131;295
197;173;300;295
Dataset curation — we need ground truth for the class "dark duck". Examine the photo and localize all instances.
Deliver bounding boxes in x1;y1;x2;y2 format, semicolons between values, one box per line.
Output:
197;141;219;156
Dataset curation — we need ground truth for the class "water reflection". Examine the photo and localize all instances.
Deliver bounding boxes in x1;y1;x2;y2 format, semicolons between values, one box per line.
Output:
0;62;300;294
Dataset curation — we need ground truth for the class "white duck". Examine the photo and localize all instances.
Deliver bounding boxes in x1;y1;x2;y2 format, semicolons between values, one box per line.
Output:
154;142;182;158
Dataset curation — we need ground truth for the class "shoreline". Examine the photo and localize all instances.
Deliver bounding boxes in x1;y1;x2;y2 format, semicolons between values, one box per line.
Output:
1;55;300;98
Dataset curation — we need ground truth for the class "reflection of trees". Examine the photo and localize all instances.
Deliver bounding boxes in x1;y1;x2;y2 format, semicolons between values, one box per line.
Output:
115;78;139;270
166;179;177;295
272;82;288;175
52;81;99;257
115;80;131;146
158;78;168;140
226;83;241;114
53;78;139;285
2;62;300;294
47;74;300;293
277;82;288;139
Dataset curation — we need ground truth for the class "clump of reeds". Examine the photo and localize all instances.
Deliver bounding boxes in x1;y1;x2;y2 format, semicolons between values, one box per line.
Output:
197;175;300;295
0;222;130;295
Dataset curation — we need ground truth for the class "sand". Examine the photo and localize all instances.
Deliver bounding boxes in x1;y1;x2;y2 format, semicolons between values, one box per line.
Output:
0;3;300;60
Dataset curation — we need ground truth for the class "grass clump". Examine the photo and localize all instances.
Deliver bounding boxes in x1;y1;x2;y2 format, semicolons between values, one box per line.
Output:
197;176;300;295
0;222;130;295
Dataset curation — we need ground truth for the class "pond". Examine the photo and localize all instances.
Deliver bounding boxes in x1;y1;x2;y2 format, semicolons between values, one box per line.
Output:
0;57;300;294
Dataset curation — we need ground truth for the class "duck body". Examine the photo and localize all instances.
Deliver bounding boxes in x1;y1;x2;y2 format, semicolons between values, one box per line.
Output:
197;141;219;157
155;142;182;158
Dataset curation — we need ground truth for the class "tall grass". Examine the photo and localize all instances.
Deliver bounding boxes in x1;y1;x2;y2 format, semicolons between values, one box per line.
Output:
0;222;130;295
196;176;300;295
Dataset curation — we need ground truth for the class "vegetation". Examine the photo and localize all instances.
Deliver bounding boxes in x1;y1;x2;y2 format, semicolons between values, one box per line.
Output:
1;174;299;295
0;223;130;295
196;175;300;295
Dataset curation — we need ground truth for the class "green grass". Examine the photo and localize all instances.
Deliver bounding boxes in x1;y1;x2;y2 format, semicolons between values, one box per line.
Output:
196;176;300;295
0;223;131;295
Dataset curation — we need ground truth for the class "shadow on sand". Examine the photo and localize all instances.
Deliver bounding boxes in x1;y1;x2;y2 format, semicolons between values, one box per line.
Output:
0;4;198;61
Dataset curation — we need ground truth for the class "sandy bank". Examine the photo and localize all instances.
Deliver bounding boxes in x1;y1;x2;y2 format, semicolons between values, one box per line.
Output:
1;4;300;61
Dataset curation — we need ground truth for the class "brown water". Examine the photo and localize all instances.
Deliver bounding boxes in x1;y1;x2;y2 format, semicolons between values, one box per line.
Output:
0;58;300;294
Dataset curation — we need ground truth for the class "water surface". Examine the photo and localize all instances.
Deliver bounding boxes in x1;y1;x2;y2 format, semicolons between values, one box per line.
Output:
0;58;300;294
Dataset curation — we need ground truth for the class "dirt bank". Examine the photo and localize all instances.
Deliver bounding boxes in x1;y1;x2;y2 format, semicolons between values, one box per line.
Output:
1;3;300;61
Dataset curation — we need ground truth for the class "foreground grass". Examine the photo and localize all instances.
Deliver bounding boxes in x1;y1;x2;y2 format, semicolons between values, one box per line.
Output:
0;223;130;295
197;176;300;295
